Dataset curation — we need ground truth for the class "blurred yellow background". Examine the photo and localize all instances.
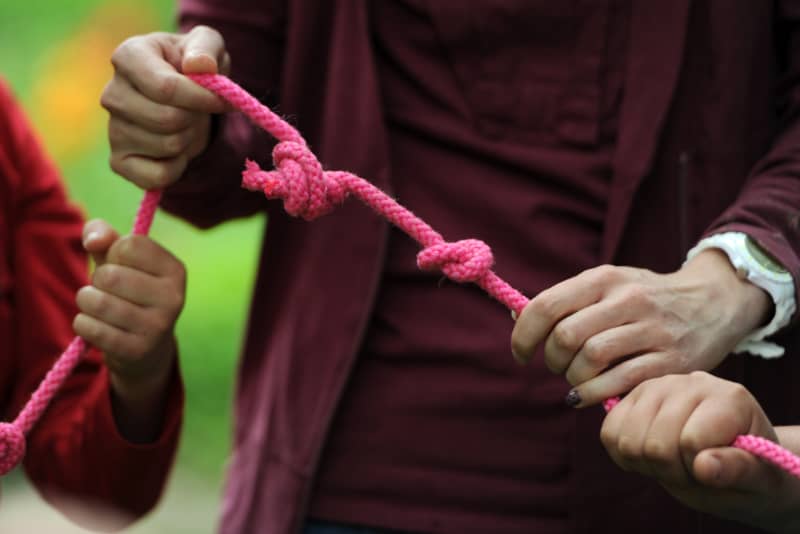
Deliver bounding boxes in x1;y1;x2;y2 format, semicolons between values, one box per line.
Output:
1;1;263;532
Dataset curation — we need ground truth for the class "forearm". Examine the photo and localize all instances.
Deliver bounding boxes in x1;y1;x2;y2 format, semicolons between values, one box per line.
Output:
109;337;178;444
680;249;772;346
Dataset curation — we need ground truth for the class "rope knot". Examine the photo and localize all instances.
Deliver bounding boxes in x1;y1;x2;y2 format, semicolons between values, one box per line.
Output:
241;141;347;220
417;239;494;283
0;423;25;475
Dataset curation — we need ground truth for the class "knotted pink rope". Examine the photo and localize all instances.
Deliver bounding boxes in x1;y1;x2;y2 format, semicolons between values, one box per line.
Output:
0;190;161;475
188;73;800;482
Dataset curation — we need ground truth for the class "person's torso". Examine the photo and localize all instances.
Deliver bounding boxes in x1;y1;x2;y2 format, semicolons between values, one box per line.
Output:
309;2;629;532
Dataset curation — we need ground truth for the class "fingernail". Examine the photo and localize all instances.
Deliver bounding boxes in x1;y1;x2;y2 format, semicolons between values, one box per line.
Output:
84;231;100;246
565;389;582;408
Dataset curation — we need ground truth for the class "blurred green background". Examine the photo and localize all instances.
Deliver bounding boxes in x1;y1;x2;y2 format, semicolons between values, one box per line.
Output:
2;1;263;531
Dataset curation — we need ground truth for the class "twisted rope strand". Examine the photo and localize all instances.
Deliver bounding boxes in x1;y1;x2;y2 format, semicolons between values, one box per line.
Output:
0;190;162;475
189;73;800;482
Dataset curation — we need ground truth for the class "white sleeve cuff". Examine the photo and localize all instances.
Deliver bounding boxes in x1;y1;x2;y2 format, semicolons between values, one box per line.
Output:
686;232;796;359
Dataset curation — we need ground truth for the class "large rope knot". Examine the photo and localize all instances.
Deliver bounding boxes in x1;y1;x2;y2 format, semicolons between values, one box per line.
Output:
241;141;347;220
0;423;25;475
417;239;494;283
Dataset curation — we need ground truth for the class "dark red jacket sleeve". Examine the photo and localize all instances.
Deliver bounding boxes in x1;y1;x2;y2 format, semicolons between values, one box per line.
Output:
704;2;800;323
0;78;183;531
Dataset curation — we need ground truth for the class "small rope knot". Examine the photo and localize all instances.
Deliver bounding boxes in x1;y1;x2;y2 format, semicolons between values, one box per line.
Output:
241;141;347;220
0;423;25;475
417;239;494;283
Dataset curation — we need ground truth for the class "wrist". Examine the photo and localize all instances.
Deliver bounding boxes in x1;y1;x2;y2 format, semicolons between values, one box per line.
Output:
686;232;796;358
683;249;772;338
108;338;177;443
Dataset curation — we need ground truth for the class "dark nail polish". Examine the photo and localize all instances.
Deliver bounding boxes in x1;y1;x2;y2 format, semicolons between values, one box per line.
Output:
565;389;581;408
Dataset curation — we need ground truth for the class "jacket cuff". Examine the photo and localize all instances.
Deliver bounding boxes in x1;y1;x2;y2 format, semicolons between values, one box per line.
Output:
688;230;798;358
79;359;184;514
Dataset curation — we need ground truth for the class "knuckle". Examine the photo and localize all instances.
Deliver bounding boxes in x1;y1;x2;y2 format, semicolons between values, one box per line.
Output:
551;323;578;351
511;335;533;361
110;36;138;69
620;284;649;308
642;437;670;463
599;424;615;450
100;82;117;112
564;366;584;387
678;431;702;458
531;292;559;319
75;286;92;310
110;235;139;264
109;153;125;175
72;314;85;336
89;291;112;317
543;352;564;374
94;265;121;292
153;72;180;104
150;161;177;187
687;370;710;384
590;264;620;285
175;259;187;288
617;436;638;460
582;337;605;365
164;287;185;318
161;131;189;156
107;119;126;146
155;106;186;131
726;381;752;406
620;361;649;392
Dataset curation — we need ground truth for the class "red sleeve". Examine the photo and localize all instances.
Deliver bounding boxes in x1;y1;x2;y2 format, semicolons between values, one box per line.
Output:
0;78;183;531
703;2;800;325
159;0;288;228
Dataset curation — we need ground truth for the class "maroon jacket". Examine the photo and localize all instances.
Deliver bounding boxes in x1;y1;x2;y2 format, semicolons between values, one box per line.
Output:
166;1;800;533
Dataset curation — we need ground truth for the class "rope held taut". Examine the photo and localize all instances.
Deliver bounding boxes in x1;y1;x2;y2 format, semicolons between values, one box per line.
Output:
1;72;795;484
188;72;800;482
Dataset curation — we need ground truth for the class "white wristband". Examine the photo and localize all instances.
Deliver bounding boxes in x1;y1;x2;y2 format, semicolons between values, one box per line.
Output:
686;232;796;359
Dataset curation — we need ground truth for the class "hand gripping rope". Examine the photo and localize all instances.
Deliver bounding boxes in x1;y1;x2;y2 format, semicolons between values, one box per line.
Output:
0;190;162;475
1;73;797;483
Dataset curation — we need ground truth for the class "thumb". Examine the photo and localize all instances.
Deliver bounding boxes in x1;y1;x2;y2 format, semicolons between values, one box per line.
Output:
693;447;778;493
181;25;229;75
82;219;120;268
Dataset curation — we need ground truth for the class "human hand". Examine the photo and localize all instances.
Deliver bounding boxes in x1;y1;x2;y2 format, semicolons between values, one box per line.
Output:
510;249;771;406
73;220;185;439
101;25;231;189
600;372;800;533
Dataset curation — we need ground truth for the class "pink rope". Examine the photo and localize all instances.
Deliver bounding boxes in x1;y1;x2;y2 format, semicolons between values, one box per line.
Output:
0;190;162;475
188;73;800;482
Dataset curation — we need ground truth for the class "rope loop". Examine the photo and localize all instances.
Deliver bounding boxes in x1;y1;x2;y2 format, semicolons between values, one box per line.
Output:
417;239;494;283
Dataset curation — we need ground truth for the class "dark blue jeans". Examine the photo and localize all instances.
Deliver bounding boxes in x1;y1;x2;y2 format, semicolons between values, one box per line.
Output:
303;519;408;534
